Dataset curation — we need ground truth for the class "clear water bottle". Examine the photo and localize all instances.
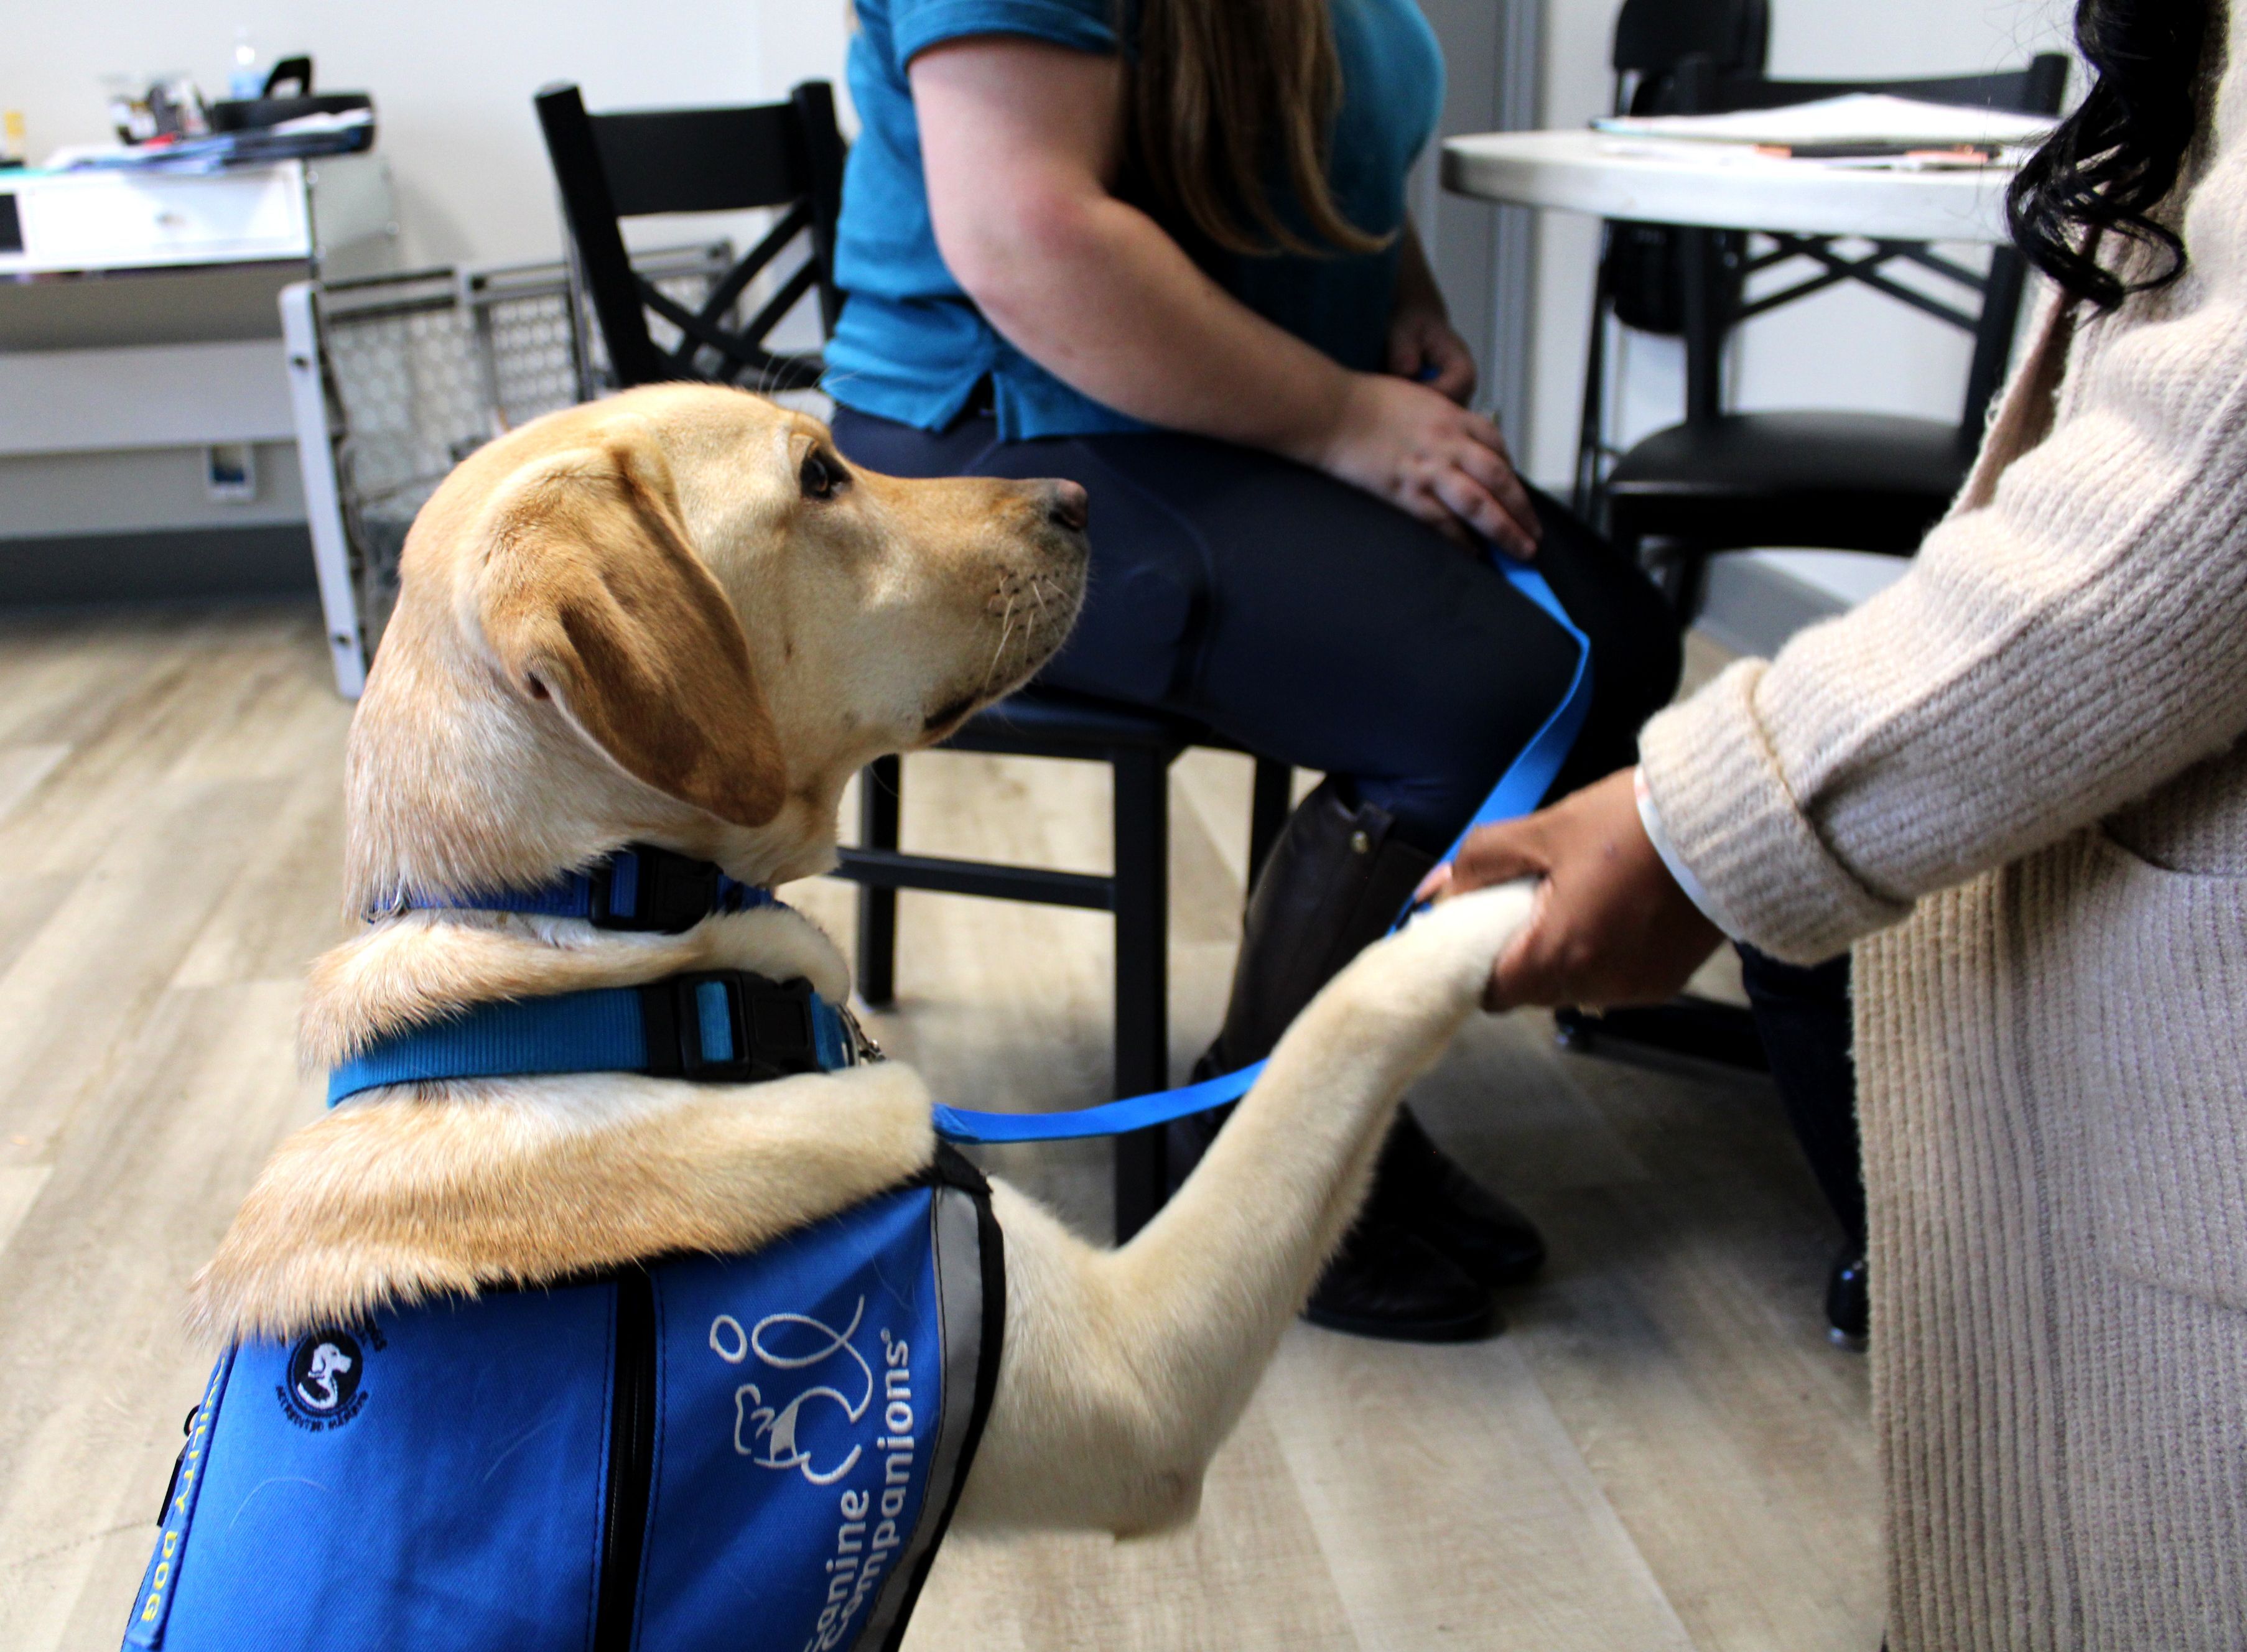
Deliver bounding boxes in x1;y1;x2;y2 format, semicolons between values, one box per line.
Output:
228;27;264;101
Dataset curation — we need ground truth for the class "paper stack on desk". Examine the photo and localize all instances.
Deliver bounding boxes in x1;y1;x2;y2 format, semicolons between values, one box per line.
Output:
1592;93;2057;152
58;108;373;174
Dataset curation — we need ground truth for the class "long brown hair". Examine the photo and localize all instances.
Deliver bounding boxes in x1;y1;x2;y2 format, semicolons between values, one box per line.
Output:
1125;0;1387;258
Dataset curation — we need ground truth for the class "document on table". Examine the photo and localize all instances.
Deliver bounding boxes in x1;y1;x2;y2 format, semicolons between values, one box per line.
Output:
1591;93;2056;151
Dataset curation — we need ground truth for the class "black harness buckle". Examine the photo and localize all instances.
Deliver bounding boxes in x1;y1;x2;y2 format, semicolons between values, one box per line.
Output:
641;971;823;1083
591;845;725;934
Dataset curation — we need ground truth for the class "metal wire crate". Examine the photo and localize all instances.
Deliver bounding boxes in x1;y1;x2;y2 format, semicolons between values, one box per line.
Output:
282;244;733;694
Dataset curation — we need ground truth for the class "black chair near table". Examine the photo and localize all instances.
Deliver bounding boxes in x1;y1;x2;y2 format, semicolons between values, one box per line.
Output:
1572;0;1771;520
1556;0;1775;1074
534;80;1297;1240
1579;38;2073;612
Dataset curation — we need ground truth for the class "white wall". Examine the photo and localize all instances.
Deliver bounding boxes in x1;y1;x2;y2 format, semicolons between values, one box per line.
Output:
1525;0;2080;488
6;2;857;269
9;0;2075;489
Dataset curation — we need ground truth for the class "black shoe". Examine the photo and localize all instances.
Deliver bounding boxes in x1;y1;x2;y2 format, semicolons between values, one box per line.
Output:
1375;1111;1546;1288
1826;1250;1869;1350
1303;1218;1499;1343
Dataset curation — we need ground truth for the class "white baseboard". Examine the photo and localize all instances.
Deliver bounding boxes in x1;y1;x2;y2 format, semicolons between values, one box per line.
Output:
1695;548;1911;657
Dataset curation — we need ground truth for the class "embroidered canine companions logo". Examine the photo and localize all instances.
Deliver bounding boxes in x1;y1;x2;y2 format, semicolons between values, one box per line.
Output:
709;1298;873;1485
276;1328;374;1430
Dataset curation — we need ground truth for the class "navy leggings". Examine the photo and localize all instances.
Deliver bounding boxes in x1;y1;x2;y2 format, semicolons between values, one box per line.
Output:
1738;946;1865;1254
831;409;1681;853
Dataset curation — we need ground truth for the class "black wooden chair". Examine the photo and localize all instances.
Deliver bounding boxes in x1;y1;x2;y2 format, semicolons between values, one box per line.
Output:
1557;0;1775;1075
535;81;1295;1238
1572;0;1771;515
1583;48;2072;616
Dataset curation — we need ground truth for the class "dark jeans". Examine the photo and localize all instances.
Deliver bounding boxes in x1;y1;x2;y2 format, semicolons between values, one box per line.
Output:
831;408;1681;853
1738;945;1864;1253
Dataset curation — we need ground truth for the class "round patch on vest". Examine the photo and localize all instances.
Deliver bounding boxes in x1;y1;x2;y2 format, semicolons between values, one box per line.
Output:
277;1329;370;1430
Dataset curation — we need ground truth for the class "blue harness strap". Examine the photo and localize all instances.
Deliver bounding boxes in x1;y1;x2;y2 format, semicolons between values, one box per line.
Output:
383;843;773;933
327;969;861;1107
931;562;1590;1144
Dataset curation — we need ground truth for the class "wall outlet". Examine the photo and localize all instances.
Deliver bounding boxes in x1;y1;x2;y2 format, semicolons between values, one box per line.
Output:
205;442;258;503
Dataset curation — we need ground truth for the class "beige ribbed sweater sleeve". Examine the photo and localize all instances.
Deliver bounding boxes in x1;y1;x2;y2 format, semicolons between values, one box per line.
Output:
1639;119;2247;964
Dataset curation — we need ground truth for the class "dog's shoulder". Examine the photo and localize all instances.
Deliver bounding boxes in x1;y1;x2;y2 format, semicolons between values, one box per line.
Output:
300;902;852;1067
190;1059;934;1349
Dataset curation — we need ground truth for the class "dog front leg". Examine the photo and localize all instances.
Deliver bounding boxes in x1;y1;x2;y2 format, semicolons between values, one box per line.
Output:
952;884;1534;1536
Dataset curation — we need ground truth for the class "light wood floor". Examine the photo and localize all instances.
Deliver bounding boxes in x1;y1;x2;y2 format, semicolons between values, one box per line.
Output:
0;605;1881;1651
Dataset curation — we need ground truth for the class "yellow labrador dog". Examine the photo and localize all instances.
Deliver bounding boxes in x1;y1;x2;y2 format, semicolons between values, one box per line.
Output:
154;384;1529;1649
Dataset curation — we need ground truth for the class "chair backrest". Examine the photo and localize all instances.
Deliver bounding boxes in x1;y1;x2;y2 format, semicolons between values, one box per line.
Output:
1677;55;2068;435
1573;1;1767;509
1612;0;1769;82
534;81;846;393
1610;0;1769;125
1710;59;2068;118
1593;2;1769;392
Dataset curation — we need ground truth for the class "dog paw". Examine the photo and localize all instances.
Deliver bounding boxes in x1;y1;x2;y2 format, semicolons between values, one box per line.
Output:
1352;882;1537;1021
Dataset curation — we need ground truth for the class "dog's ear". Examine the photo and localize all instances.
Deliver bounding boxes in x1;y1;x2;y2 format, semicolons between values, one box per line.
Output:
468;415;786;827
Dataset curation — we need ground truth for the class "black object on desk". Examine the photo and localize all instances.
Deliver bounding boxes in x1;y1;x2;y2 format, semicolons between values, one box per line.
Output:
208;55;366;134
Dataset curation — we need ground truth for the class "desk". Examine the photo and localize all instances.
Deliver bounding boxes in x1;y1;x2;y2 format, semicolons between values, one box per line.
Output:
1441;130;2013;244
0;155;395;604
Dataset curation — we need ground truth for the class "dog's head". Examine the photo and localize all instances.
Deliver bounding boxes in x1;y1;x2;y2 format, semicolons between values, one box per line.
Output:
344;384;1088;906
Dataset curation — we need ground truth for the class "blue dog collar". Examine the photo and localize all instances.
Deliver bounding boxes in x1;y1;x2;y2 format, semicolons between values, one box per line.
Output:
380;843;773;934
329;969;863;1107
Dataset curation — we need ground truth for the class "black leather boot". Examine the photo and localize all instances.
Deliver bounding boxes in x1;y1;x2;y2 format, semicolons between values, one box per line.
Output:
1369;1111;1546;1288
1166;779;1530;1342
1300;1222;1496;1343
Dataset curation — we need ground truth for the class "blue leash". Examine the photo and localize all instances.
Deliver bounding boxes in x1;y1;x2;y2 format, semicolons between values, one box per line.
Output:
328;562;1588;1144
929;560;1591;1144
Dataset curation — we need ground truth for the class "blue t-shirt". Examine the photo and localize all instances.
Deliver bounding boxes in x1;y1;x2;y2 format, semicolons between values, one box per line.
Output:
824;0;1444;440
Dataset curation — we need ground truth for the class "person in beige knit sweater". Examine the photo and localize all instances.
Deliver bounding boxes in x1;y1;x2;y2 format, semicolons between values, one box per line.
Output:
1433;1;2247;1645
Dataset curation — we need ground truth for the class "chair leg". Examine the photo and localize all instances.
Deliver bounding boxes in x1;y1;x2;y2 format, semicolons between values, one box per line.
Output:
1657;542;1711;628
1626;531;1706;629
855;756;900;1008
1110;745;1170;1243
1246;758;1293;899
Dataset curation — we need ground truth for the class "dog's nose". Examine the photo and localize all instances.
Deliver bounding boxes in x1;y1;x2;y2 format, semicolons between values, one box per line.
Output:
1040;480;1089;533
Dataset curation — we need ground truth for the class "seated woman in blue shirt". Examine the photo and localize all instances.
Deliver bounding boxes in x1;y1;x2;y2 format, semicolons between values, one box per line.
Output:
826;0;1679;1341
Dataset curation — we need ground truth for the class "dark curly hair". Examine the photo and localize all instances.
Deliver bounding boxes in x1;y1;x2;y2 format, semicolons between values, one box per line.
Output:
2007;0;2216;309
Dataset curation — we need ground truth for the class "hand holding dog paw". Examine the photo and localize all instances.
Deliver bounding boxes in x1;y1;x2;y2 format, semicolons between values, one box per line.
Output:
1423;768;1722;1013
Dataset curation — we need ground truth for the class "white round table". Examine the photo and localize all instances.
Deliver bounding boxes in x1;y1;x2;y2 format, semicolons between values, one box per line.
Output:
1441;129;2015;244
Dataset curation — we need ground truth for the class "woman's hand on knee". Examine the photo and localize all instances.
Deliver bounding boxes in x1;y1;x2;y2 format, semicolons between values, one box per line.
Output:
1424;768;1721;1011
1311;373;1541;560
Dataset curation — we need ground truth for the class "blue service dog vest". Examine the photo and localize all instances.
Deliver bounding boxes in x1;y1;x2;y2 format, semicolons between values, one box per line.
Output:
124;1148;1003;1652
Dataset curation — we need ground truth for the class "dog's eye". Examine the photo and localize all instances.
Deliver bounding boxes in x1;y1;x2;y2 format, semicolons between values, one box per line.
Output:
799;449;845;501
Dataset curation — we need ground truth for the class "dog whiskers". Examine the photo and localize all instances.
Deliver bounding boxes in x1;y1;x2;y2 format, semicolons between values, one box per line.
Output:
984;592;1020;692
